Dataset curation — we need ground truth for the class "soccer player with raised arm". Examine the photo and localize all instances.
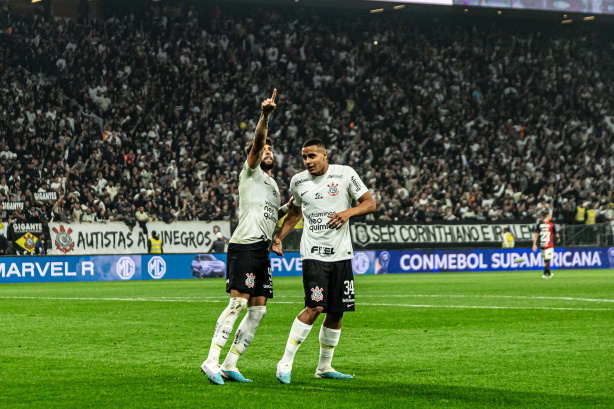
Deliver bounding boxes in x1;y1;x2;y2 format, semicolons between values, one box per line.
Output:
272;138;376;384
532;210;560;279
201;89;294;385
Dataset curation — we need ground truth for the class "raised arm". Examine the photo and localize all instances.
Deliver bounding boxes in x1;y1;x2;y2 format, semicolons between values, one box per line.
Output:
247;89;277;170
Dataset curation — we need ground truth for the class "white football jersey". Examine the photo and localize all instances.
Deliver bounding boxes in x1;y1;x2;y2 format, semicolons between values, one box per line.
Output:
291;164;368;262
230;160;281;244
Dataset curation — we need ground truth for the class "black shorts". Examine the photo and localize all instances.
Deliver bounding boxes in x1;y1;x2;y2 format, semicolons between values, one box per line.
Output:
226;241;273;298
302;259;355;313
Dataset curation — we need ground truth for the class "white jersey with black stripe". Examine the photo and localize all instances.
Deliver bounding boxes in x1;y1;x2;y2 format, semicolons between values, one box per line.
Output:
230;160;281;244
290;164;368;262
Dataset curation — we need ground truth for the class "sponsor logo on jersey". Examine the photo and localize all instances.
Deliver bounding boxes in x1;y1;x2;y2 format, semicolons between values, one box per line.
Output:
311;286;324;302
315;193;323;199
295;178;309;187
327;183;339;197
351;176;362;193
245;273;255;288
327;174;343;179
310;246;335;255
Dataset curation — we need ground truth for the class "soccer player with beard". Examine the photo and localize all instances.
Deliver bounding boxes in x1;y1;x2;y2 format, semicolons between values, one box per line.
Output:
272;138;375;384
533;210;561;279
201;89;293;385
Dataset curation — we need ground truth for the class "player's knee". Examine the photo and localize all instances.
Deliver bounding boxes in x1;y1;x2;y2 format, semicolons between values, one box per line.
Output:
247;306;266;323
306;306;324;317
229;297;248;314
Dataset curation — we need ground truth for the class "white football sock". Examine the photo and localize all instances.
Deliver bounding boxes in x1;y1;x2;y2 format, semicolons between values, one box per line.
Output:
204;297;247;367
317;325;341;373
221;306;266;371
278;317;313;370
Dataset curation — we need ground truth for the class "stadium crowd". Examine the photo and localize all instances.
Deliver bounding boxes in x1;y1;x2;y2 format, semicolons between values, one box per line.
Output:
0;2;613;230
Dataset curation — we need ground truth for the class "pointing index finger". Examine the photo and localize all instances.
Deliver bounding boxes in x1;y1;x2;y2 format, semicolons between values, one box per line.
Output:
271;88;277;102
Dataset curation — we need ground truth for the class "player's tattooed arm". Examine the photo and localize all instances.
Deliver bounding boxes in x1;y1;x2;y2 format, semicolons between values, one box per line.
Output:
247;89;277;170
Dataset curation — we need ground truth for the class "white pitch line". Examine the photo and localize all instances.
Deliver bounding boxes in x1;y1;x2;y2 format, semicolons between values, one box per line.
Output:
0;296;612;311
56;294;614;303
362;302;614;311
357;294;614;303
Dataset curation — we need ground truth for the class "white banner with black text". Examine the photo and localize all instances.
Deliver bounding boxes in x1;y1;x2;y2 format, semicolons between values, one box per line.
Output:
48;221;231;255
350;222;536;249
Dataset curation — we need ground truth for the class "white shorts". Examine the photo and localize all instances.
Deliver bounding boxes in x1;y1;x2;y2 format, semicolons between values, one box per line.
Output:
542;247;554;261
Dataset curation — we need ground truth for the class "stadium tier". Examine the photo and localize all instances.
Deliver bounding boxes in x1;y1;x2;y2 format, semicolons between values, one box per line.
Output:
0;2;613;253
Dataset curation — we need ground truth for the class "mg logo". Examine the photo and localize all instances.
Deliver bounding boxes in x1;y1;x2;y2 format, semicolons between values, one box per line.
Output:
148;256;166;279
352;252;370;275
116;257;136;280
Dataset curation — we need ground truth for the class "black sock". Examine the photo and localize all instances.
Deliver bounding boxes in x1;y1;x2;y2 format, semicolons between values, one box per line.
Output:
545;261;550;275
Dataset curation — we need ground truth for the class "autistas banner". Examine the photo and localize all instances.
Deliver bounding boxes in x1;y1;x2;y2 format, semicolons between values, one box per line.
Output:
47;221;231;255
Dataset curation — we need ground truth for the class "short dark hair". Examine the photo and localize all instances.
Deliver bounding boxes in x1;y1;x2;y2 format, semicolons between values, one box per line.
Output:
302;138;326;150
542;210;550;218
244;138;273;155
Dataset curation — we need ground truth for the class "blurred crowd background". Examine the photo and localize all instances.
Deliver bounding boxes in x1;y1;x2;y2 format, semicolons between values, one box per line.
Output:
0;1;613;234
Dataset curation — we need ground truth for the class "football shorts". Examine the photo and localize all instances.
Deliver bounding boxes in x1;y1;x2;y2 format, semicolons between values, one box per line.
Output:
541;247;555;261
302;259;355;313
226;242;273;298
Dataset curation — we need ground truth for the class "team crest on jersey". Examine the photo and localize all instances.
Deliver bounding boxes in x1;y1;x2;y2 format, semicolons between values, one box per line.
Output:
245;273;255;288
311;286;324;302
327;183;339;197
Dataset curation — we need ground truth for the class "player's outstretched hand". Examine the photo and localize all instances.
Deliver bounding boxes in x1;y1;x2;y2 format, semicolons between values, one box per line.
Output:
272;236;283;257
262;89;277;115
532;245;538;252
327;210;351;230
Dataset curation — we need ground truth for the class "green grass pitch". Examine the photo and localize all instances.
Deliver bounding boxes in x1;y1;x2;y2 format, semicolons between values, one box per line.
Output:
1;270;613;408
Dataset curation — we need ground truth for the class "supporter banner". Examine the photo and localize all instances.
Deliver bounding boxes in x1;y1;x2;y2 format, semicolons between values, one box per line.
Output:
350;222;536;249
11;223;44;234
2;202;24;212
34;191;59;201
1;247;612;284
7;223;45;252
47;221;231;255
